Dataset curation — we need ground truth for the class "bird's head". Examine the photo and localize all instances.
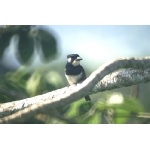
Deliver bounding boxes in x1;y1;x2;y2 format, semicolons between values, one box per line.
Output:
67;54;82;66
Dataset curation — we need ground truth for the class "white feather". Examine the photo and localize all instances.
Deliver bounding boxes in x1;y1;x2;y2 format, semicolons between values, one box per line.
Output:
67;58;72;62
72;60;80;66
65;72;83;85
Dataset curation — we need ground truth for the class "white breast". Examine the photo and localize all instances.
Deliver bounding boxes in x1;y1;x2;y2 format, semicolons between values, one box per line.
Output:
65;72;83;85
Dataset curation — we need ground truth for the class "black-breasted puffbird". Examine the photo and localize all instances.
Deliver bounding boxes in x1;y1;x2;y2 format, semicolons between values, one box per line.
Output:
65;54;91;101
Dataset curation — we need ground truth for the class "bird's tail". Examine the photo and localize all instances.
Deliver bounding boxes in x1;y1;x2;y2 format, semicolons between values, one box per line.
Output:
85;95;91;101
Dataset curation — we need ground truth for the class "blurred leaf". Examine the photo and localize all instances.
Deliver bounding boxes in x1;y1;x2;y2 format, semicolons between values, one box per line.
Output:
17;31;34;63
45;71;63;88
81;112;100;124
66;100;84;118
0;25;58;64
22;116;46;124
26;71;42;96
0;32;12;58
96;101;108;111
56;105;71;115
88;113;100;124
0;25;31;34
114;109;129;124
38;29;57;61
0;75;28;102
78;102;93;116
112;98;144;124
0;25;32;60
5;67;33;97
119;98;144;113
25;68;60;96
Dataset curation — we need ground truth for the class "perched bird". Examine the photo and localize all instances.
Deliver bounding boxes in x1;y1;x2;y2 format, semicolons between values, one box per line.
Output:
65;54;91;101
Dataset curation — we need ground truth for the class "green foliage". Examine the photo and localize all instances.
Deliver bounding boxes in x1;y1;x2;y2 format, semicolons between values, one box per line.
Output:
17;30;34;63
0;26;30;59
0;25;58;64
64;100;99;124
113;97;144;124
37;29;57;62
0;25;60;123
63;95;144;124
0;67;31;102
0;31;12;59
114;109;129;124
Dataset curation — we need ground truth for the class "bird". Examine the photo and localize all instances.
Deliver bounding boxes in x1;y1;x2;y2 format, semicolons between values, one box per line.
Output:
65;54;91;101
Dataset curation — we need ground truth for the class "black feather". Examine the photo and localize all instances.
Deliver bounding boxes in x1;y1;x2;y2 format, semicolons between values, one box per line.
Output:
65;54;91;101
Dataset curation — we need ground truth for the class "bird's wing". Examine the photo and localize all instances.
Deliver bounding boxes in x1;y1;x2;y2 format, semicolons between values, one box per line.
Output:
80;66;86;80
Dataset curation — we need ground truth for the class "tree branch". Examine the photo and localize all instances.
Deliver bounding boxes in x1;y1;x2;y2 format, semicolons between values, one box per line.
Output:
93;68;150;93
1;57;150;123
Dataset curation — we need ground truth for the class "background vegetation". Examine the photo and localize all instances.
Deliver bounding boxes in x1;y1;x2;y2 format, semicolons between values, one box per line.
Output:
0;25;149;124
